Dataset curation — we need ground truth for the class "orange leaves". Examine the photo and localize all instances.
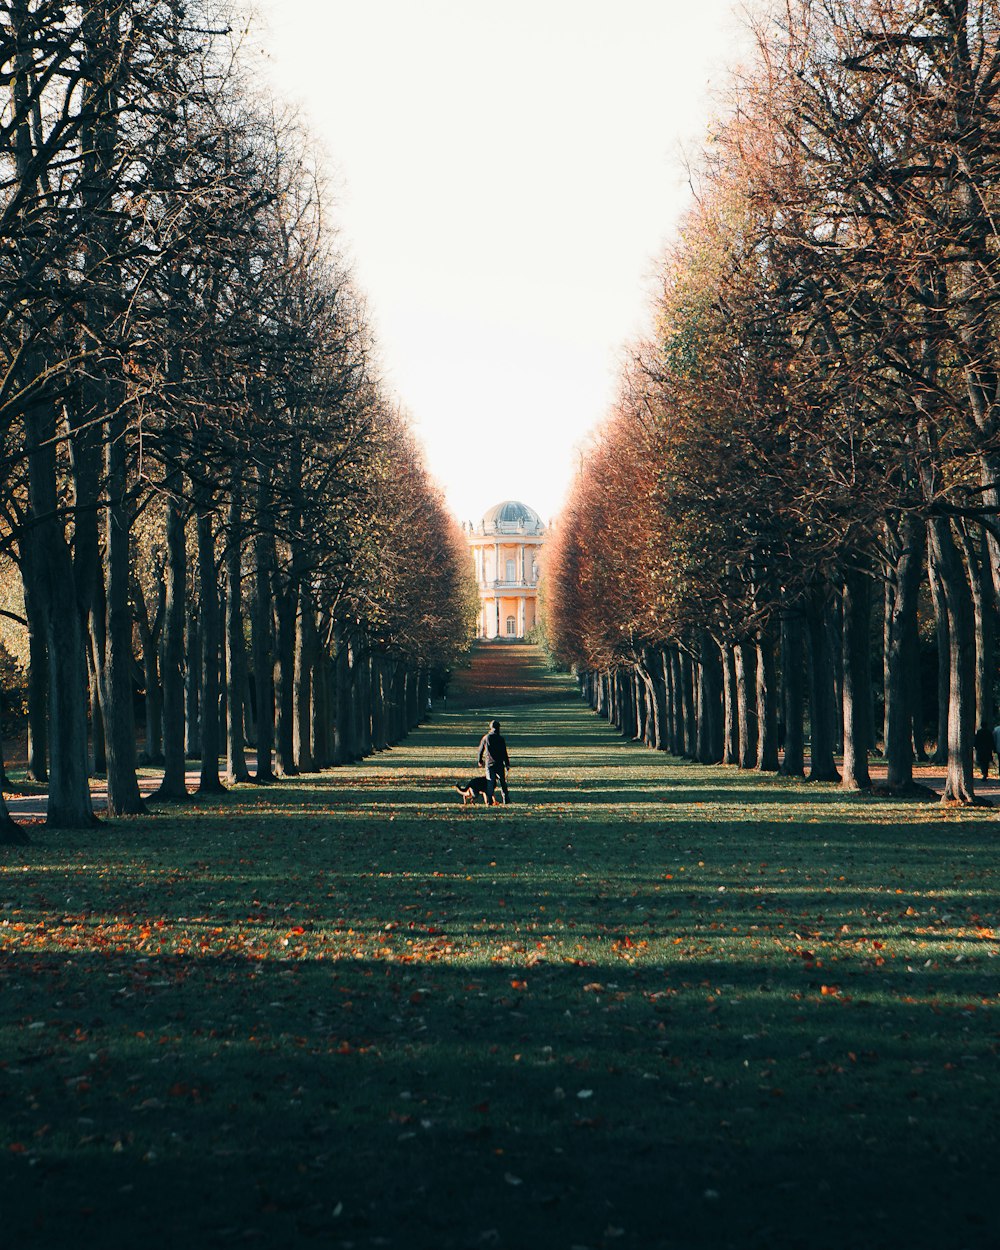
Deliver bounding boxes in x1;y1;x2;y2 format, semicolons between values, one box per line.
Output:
167;1082;204;1103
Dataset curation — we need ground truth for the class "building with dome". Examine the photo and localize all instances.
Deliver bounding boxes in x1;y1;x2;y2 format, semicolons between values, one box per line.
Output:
463;500;546;639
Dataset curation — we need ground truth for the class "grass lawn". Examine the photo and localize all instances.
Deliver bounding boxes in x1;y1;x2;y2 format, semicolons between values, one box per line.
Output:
1;645;997;1250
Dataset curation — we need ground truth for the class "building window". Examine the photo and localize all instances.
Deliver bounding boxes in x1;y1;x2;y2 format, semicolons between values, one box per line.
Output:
505;558;516;582
506;615;516;636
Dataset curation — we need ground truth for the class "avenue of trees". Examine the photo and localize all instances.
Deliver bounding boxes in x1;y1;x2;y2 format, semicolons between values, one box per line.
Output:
546;0;1000;805
0;1;476;840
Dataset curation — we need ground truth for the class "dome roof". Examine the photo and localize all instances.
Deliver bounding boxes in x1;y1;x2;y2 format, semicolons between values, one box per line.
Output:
480;499;545;535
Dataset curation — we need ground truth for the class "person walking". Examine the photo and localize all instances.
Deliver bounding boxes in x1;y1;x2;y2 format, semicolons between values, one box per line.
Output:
478;719;511;805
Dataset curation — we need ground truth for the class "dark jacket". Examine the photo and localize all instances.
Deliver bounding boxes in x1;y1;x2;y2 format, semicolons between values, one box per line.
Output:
478;731;510;771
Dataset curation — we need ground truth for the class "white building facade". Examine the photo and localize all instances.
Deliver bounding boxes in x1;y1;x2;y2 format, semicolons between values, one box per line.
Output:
464;500;546;639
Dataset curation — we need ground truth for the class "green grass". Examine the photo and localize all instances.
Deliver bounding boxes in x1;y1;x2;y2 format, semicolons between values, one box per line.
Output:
1;651;997;1249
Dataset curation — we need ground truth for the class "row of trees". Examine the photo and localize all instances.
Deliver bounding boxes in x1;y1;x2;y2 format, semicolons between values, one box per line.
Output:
546;0;1000;804
0;1;475;841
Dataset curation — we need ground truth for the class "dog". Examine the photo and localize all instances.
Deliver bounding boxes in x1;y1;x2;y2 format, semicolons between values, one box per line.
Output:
455;777;491;805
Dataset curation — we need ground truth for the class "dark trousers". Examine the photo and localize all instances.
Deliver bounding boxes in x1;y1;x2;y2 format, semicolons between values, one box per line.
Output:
486;764;508;804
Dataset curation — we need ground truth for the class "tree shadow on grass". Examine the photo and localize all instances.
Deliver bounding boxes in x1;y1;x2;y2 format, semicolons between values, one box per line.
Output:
1;948;996;1250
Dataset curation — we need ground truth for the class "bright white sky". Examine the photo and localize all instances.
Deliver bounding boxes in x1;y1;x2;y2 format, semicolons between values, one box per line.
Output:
249;1;756;525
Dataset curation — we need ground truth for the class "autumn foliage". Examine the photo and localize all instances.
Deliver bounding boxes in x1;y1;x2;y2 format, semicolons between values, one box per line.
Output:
0;3;475;838
546;0;1000;801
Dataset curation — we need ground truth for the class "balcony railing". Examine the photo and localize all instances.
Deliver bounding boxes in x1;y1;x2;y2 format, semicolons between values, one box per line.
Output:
484;578;538;590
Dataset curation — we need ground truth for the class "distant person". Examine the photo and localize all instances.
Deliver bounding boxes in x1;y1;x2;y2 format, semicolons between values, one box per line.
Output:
478;719;510;805
993;721;1000;761
973;725;994;780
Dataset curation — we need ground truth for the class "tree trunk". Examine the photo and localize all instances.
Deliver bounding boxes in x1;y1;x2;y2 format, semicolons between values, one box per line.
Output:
841;568;872;790
392;660;406;744
612;669;624;734
139;631;163;765
407;664;421;730
829;594;844;755
356;651;373;757
312;646;331;768
696;631;723;764
721;641;739;765
224;484;251;784
735;642;757;769
642;673;656;748
185;606;200;759
927;545;950;765
660;649;675;751
642;667;655;745
981;455;1000;614
633;668;647;743
76;8;144;819
218;627;228;755
26;392;96;828
391;659;402;742
642;647;667;751
959;525;996;735
371;656;387;752
98;403;145;816
908;643;928;762
356;643;371;746
133;570;164;766
622;668;637;739
10;16;92;826
293;585;315;772
87;638;106;776
242;665;256;746
669;647;685;755
273;580;298;777
680;650;697;758
927;517;978;803
756;627;779;771
154;484;188;799
883;515;922;789
70;375;101;784
21;564;48;782
196;509;224;794
779;608;805;777
333;625;356;764
252;485;275;784
882;575;893;753
806;586;841;783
